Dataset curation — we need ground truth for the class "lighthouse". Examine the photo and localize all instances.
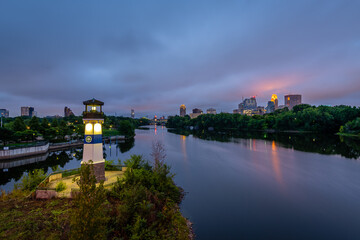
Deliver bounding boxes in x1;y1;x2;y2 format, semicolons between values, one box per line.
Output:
82;98;105;182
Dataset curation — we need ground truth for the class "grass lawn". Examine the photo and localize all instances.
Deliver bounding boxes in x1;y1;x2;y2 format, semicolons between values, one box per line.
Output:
102;129;120;137
0;196;72;240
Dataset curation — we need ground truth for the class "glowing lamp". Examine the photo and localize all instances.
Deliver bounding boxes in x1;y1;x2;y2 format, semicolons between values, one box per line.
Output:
85;123;93;132
94;123;102;134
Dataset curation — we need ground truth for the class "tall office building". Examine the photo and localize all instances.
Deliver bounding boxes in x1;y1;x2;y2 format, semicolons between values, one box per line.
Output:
243;97;257;110
266;101;275;113
206;108;216;114
189;108;203;119
284;94;302;110
271;94;279;109
29;107;34;117
64;106;75;117
180;104;186;117
21;106;35;117
192;108;203;114
238;103;244;114
21;107;29;116
131;109;135;118
0;109;9;118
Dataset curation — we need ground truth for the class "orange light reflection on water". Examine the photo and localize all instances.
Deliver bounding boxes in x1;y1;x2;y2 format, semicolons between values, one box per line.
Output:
180;135;188;162
271;141;283;186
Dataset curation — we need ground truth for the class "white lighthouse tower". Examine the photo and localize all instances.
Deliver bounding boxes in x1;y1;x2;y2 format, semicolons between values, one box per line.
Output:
82;98;105;182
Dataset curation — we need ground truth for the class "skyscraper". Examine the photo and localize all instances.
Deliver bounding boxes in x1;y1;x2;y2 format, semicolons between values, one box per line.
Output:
0;109;9;118
29;107;34;117
271;94;278;109
266;101;275;113
64;106;75;117
131;109;135;118
192;108;203;114
21;107;35;117
206;108;216;114
189;108;203;119
180;104;186;117
285;94;302;110
243;97;257;110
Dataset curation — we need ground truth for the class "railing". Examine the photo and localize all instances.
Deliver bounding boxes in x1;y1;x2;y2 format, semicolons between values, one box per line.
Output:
82;111;104;119
2;141;48;150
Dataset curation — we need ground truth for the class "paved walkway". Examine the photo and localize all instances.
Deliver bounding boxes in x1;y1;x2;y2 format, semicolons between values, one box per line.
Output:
46;171;125;198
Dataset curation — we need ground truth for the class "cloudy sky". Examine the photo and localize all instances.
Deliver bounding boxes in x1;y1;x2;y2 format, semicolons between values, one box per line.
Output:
1;0;359;117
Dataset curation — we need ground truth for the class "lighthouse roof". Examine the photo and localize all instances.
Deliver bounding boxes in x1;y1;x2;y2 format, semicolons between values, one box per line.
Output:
83;98;104;106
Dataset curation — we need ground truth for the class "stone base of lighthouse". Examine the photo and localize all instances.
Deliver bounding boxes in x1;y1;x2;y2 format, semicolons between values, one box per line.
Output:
81;160;106;183
93;160;106;182
82;141;106;183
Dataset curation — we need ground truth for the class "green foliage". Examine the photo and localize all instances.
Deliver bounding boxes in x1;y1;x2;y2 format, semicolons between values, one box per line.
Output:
167;105;360;134
14;129;38;142
117;120;135;138
12;117;27;132
29;116;41;132
0;198;71;240
51;119;59;128
55;181;66;192
18;169;47;191
41;118;50;129
70;162;109;240
1;155;191;240
0;127;14;145
340;117;360;135
110;155;188;239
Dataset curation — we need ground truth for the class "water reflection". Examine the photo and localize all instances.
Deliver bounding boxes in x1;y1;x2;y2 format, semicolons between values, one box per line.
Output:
271;141;283;186
168;129;360;159
118;138;135;153
180;135;188;162
0;139;136;191
0;149;79;187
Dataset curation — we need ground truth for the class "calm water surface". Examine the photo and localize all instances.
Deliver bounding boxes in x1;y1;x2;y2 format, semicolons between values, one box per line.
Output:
1;126;360;239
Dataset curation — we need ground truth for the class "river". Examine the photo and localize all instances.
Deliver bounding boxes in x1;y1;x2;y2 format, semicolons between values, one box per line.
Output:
1;126;360;239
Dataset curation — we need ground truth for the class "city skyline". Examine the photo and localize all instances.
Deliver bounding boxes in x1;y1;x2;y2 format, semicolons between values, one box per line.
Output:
1;1;360;117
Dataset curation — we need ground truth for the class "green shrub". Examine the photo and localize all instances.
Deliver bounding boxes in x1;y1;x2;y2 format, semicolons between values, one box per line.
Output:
55;181;66;192
110;155;189;239
18;169;47;191
70;162;109;240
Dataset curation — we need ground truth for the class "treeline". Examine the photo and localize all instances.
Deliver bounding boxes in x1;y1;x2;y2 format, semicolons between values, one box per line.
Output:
0;116;84;144
167;104;360;134
0;115;151;145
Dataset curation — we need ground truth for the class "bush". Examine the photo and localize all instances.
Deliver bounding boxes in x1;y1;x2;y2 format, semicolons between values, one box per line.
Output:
55;181;66;192
110;155;189;239
70;162;109;240
18;169;47;191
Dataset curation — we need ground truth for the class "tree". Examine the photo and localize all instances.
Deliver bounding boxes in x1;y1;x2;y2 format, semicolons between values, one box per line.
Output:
51;118;59;128
13;117;27;132
151;141;166;171
40;118;50;132
70;162;109;240
117;120;135;138
29;116;41;132
0;127;14;145
292;104;312;113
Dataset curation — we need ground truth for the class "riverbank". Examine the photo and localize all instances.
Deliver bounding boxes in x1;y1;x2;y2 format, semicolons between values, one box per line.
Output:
0;135;129;160
0;155;193;239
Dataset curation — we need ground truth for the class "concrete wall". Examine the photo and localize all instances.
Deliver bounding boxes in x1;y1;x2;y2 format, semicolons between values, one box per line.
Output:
0;143;49;160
